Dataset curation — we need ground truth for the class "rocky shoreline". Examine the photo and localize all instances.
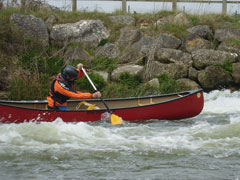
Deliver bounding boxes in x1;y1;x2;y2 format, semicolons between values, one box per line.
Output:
1;9;240;99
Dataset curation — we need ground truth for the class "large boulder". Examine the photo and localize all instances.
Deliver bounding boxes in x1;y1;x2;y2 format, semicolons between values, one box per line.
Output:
215;29;240;42
50;20;109;47
177;78;201;90
187;25;213;40
132;36;156;54
109;15;135;25
155;48;192;66
192;49;239;69
150;61;188;79
119;49;145;64
117;27;142;48
181;34;211;53
111;65;144;81
64;47;93;64
10;13;49;47
218;42;240;57
173;12;192;26
95;43;120;59
188;67;199;81
198;65;233;90
232;63;240;84
157;33;181;49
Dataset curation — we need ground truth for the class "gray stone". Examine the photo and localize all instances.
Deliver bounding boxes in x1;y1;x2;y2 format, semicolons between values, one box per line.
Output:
188;67;199;81
147;78;160;88
198;65;232;90
157;33;181;49
155;48;192;66
173;12;192;26
132;36;156;54
119;49;145;64
187;25;213;40
150;61;188;80
177;78;200;90
232;63;240;84
215;29;240;42
95;43;120;59
117;27;142;48
10;13;49;47
111;65;144;81
64;47;93;64
182;34;212;53
192;49;238;70
50;20;109;47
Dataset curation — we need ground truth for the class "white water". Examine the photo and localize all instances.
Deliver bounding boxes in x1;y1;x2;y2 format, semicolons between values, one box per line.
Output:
0;90;240;159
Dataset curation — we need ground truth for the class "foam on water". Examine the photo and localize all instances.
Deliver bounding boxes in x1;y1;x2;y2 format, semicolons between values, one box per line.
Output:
203;90;240;114
0;90;240;159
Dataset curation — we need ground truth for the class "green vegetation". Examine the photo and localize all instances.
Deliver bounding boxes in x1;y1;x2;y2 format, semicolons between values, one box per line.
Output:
216;59;233;73
224;38;240;49
2;7;240;100
160;23;188;39
157;74;181;94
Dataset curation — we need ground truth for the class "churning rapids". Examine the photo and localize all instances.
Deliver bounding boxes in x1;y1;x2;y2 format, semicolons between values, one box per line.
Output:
0;90;240;180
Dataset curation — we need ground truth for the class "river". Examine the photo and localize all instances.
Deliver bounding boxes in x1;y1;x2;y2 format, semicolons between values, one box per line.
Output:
0;89;240;180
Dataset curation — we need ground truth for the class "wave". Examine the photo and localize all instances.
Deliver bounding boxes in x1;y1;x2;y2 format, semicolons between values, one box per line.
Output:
203;89;240;114
0;115;239;159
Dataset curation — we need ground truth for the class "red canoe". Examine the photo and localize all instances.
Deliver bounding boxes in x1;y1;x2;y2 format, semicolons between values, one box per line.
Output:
0;89;204;123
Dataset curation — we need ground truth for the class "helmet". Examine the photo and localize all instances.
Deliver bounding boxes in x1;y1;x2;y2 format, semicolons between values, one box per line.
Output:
61;65;78;81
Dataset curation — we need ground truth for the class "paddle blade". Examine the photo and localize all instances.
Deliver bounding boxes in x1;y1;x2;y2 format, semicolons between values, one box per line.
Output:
111;114;124;125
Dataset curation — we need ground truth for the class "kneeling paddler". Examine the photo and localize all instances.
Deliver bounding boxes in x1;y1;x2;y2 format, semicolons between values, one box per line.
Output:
47;63;101;111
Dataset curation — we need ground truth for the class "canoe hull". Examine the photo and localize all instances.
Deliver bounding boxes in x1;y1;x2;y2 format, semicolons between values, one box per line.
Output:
0;89;204;123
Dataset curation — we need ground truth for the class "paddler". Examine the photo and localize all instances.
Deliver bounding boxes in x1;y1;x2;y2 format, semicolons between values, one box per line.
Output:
47;63;101;111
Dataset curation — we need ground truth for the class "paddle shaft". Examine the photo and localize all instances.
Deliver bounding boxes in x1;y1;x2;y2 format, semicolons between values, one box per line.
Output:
81;68;112;113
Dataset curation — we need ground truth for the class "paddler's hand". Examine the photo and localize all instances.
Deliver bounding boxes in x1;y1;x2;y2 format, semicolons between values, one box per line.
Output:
92;91;102;98
77;63;83;70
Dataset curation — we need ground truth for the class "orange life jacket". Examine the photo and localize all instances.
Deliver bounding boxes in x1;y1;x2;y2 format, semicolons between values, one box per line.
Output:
47;69;92;109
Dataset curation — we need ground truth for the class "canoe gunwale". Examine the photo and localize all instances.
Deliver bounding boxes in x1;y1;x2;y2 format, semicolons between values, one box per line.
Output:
0;89;203;112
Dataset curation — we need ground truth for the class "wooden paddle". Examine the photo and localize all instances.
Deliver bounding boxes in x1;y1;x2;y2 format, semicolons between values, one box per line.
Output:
81;68;123;125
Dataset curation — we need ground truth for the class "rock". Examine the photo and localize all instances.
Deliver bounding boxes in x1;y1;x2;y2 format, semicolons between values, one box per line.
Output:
187;25;213;40
93;71;109;82
150;61;188;79
232;63;240;84
0;91;8;99
218;42;240;57
177;78;200;90
109;15;135;25
215;29;240;42
182;34;212;53
117;27;142;48
147;78;159;88
50;20;109;47
95;43;120;59
188;67;199;81
156;16;174;27
173;12;192;26
111;65;144;81
119;49;145;64
132;36;156;54
198;65;232;90
192;49;238;70
157;33;181;49
155;48;192;66
10;13;49;47
64;47;93;64
45;14;58;32
0;66;9;90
